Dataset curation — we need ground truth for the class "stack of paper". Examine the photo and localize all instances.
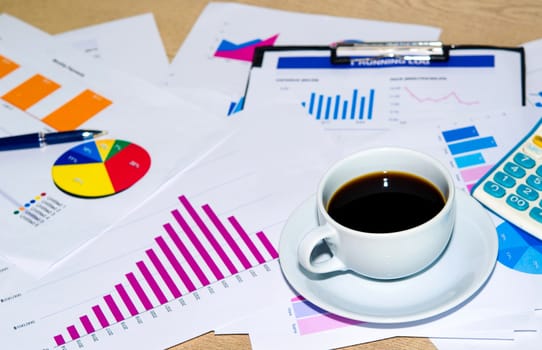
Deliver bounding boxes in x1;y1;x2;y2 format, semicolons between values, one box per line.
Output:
0;2;540;350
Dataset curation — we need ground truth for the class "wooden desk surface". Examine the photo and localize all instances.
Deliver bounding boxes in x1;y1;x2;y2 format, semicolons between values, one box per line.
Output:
1;0;540;349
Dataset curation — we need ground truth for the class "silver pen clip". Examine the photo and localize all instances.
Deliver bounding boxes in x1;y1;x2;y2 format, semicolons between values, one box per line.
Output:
331;41;448;65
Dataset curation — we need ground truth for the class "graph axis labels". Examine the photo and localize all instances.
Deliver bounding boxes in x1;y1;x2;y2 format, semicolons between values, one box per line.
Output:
51;139;151;198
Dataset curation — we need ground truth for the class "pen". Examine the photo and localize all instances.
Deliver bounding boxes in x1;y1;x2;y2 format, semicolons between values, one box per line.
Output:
0;130;107;151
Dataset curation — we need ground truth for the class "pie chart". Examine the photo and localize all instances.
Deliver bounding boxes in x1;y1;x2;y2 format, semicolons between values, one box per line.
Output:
497;221;542;274
52;139;151;198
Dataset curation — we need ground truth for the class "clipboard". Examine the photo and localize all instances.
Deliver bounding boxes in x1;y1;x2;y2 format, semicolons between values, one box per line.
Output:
245;41;526;113
330;41;525;105
330;41;449;64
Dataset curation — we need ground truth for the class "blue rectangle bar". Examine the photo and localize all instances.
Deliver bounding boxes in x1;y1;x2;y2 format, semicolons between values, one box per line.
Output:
292;299;327;318
316;94;323;120
277;55;495;69
454;152;485;168
350;89;358;119
442;126;479;142
333;95;340;119
342;101;348;119
227;101;236;116
308;92;316;115
359;97;365;120
368;89;375;120
325;96;331;120
448;136;497;155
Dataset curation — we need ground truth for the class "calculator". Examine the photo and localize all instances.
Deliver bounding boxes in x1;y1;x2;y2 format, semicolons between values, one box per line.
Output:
471;118;542;239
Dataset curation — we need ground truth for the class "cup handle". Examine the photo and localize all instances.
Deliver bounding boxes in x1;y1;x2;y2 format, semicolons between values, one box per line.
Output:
297;224;346;274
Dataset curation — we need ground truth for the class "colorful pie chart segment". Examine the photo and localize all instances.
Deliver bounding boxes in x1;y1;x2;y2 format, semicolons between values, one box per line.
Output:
497;221;542;274
52;139;151;198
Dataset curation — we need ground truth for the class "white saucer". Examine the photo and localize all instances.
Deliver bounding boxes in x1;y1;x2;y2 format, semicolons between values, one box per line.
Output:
279;190;498;324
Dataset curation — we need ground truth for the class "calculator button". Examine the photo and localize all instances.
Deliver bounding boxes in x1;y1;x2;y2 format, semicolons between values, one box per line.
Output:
517;184;539;201
503;162;526;178
513;152;536;168
494;171;516;188
530;207;542;224
483;181;506;198
506;194;529;211
526;174;542;191
537;165;542;177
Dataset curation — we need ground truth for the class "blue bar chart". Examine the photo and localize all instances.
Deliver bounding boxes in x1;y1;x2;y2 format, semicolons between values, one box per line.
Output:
301;88;375;121
441;125;497;191
227;96;245;116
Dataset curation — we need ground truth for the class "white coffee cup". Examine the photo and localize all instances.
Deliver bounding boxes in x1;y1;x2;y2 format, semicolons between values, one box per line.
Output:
297;147;456;280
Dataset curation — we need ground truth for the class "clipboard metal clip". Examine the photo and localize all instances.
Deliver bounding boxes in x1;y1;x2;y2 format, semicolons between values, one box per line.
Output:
331;41;449;65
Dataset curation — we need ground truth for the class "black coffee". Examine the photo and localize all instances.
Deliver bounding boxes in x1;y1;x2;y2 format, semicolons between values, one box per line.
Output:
327;171;445;233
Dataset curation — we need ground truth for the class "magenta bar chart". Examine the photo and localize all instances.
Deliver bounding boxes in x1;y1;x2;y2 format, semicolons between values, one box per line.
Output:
52;194;278;346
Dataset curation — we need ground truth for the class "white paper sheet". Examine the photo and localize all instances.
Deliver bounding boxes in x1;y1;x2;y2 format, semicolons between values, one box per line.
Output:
431;327;541;350
0;7;537;350
0;105;342;349
215;108;542;350
524;38;542;110
54;13;170;86
215;259;539;350
0;17;230;276
215;288;534;350
167;2;441;117
0;13;54;51
242;47;525;154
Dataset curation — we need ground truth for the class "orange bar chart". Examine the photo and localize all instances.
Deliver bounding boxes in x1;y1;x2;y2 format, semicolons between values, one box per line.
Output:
0;55;19;78
2;74;60;110
42;89;112;131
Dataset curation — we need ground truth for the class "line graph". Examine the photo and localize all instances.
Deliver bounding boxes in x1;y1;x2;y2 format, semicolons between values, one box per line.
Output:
404;86;480;106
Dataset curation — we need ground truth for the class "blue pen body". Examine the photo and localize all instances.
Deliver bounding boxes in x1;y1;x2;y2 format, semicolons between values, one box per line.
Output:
0;130;105;151
0;132;42;151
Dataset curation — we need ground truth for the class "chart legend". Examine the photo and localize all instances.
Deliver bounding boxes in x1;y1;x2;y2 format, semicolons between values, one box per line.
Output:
9;192;65;226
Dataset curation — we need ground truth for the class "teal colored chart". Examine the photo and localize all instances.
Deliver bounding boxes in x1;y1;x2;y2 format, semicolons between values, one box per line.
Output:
497;221;542;274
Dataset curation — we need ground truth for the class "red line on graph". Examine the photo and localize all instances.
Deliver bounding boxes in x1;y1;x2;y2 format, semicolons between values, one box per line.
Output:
404;87;480;105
